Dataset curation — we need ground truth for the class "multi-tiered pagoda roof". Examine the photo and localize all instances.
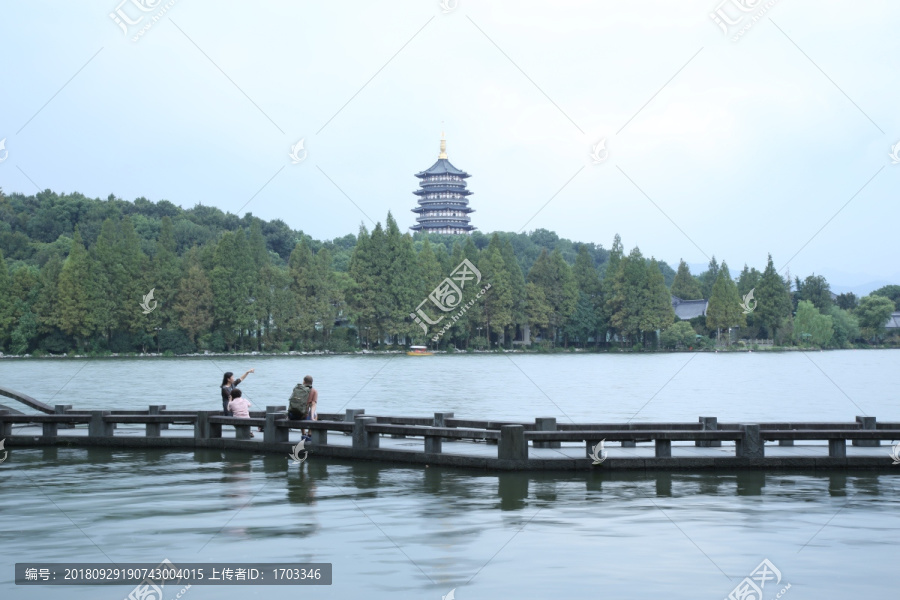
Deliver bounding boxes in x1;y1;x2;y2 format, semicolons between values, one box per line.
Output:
410;134;475;234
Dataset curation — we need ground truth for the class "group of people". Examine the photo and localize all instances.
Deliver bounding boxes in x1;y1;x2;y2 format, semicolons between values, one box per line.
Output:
220;368;318;440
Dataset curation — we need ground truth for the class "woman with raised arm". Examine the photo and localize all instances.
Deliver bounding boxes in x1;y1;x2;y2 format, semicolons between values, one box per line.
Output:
220;368;254;416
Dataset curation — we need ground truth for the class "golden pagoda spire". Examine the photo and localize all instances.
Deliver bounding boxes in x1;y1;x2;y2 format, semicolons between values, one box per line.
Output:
438;129;447;159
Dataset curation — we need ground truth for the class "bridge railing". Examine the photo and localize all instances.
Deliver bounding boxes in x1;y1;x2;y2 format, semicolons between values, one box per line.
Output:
2;407;897;463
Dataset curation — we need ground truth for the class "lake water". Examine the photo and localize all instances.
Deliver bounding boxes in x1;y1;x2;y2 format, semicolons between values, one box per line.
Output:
1;351;899;599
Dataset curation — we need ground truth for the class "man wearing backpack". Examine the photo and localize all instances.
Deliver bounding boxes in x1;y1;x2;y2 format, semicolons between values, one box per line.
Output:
288;375;318;441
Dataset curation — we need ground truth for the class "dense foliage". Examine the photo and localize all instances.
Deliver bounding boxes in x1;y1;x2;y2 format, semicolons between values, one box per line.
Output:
0;190;895;354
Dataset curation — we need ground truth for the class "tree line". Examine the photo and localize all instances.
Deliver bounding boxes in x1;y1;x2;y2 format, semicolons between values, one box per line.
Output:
0;189;896;354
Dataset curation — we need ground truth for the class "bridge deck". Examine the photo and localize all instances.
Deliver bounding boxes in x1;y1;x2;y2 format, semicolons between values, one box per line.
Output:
3;421;893;461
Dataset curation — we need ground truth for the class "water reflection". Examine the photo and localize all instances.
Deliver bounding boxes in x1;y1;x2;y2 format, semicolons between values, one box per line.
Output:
2;450;899;599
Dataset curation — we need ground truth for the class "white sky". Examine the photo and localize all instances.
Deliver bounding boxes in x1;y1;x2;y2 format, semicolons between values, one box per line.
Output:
1;0;897;292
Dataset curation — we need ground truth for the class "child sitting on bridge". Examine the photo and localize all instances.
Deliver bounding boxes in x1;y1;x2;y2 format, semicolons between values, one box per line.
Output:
227;388;255;438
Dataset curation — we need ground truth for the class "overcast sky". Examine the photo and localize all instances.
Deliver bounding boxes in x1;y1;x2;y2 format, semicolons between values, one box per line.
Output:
1;1;897;293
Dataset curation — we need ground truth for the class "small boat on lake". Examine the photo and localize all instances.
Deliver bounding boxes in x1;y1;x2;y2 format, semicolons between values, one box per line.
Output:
406;345;433;356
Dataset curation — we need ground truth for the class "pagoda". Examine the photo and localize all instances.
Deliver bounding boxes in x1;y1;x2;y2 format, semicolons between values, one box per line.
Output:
410;133;475;234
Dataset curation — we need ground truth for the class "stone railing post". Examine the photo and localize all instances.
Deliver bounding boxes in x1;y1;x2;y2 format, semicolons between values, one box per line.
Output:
425;433;442;454
149;405;168;430
533;417;559;449
854;416;878;447
43;419;59;438
697;416;720;447
736;424;763;459
498;425;527;461
311;427;328;446
88;411;114;438
829;438;847;458
621;422;636;448
195;410;221;439
433;412;454;428
265;406;288;444
55;404;74;429
434;412;454;442
344;409;364;436
655;439;672;458
353;416;379;449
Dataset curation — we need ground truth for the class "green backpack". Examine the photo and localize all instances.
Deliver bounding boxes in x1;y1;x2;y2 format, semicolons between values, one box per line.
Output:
288;384;311;418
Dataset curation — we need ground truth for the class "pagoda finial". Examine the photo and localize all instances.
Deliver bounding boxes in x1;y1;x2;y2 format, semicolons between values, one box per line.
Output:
439;128;447;159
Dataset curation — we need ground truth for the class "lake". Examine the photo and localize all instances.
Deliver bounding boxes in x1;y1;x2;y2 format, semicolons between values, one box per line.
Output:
1;351;899;599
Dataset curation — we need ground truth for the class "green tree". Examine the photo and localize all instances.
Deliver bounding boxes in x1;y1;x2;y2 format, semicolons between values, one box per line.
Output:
527;248;577;344
698;255;719;299
247;219;272;349
385;214;421;342
827;305;859;347
525;281;551;336
0;249;14;348
33;255;63;334
570;245;602;346
660;321;697;349
348;225;378;346
670;259;702;300
174;264;214;345
211;230;254;349
835;292;858;310
479;235;513;345
795;274;832;312
641;258;676;347
599;234;623;344
737;264;762;297
793;300;833;347
706;262;746;343
871;285;900;311
855;295;894;341
754;254;792;341
608;246;647;345
56;228;96;346
501;238;527;346
287;239;317;344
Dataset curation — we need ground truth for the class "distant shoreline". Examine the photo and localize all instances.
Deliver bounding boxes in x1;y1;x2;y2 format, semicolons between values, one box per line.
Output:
0;346;893;360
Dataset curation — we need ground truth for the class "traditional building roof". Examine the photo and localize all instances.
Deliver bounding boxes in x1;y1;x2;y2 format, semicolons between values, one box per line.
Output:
885;312;900;329
410;133;476;234
415;159;470;178
671;295;708;320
